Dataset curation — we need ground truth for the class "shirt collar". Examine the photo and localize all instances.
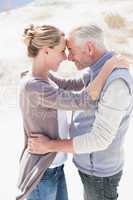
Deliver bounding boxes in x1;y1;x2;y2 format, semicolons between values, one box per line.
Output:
86;51;114;74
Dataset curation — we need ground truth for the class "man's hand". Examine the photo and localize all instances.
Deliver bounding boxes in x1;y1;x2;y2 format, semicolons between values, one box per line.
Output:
28;133;74;154
28;134;51;154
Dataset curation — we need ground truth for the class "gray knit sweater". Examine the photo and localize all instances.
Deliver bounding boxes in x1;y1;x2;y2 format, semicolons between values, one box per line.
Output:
16;74;93;200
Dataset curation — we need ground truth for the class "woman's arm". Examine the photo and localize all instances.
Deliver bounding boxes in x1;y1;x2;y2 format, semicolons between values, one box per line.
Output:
26;55;128;111
48;72;85;91
49;55;128;97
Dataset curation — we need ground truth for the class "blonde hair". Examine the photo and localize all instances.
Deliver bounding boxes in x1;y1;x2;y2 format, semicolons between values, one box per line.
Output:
70;24;105;49
23;24;65;57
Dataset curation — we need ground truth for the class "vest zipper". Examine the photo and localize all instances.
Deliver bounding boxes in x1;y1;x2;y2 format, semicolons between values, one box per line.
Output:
90;153;94;175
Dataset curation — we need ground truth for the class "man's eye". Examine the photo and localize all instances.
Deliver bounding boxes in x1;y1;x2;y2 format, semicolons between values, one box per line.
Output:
68;49;73;54
70;51;73;56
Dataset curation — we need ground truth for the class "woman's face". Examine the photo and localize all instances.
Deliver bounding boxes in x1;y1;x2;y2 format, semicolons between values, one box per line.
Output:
46;36;67;72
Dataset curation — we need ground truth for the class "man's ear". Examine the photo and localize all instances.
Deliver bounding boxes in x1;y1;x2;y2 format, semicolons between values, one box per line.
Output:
85;41;95;56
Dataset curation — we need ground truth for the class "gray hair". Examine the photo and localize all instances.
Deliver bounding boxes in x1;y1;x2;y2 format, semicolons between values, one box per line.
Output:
70;25;105;49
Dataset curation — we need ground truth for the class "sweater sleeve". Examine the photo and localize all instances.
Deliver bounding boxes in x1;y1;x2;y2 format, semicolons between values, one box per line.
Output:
26;79;95;111
73;79;132;153
48;72;85;91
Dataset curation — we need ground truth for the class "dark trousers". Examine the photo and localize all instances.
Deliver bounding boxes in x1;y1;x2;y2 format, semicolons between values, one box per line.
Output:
79;170;122;200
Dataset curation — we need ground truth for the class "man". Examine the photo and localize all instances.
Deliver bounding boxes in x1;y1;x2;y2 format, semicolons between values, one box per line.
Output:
28;25;133;200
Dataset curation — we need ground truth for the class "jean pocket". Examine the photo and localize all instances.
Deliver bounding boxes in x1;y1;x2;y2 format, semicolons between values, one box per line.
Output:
104;171;122;199
108;171;123;185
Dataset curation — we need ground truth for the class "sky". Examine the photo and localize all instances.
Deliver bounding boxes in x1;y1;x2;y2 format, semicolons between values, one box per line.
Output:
0;0;32;12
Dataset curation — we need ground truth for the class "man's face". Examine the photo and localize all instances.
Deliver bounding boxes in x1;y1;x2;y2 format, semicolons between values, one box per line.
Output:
67;36;93;70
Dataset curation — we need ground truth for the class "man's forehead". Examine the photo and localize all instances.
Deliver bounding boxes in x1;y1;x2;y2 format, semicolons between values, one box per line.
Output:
66;38;72;47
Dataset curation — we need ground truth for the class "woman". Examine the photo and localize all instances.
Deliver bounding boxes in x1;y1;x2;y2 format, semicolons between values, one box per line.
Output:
16;24;128;200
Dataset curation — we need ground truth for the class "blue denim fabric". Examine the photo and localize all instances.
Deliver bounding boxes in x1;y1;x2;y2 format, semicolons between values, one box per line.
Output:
79;170;122;200
27;165;68;200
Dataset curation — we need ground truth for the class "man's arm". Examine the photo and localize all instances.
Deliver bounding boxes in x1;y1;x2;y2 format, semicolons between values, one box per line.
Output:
73;79;131;153
28;79;131;154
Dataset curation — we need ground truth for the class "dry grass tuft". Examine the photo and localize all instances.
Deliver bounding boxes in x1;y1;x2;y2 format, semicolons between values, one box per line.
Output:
104;13;126;29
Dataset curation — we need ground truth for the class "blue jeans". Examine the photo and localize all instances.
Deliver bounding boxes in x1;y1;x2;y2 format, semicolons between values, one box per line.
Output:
79;170;122;200
27;165;68;200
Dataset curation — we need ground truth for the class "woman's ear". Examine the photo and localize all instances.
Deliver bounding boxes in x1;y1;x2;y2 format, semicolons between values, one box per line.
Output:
42;47;49;55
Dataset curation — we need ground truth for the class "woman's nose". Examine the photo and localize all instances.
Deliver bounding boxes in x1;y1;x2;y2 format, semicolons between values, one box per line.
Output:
63;53;67;60
68;53;73;61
